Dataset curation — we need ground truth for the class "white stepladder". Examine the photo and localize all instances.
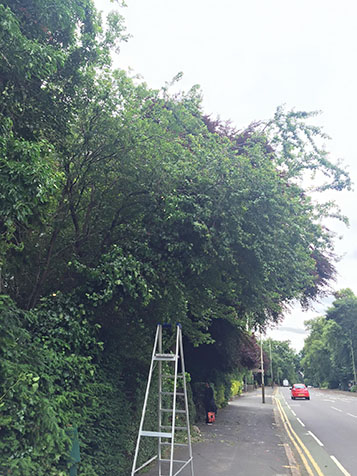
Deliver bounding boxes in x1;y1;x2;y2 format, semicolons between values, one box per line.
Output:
131;323;194;476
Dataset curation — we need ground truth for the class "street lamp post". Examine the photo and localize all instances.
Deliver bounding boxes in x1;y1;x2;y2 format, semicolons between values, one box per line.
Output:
269;339;273;387
349;335;357;384
260;331;265;404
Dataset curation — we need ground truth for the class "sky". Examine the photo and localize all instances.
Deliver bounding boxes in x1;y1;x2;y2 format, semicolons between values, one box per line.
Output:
96;0;357;350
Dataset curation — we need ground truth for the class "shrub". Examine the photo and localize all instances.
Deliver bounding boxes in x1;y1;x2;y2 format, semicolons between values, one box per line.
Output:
215;384;226;408
0;294;101;475
230;379;243;397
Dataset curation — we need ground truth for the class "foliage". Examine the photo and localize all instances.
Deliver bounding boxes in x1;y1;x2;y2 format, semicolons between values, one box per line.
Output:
184;321;264;404
263;338;300;385
191;374;234;421
301;289;357;389
268;107;351;192
301;317;333;387
0;294;101;475
230;378;244;397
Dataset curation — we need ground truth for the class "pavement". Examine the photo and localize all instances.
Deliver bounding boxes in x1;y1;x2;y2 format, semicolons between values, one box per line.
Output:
143;387;297;476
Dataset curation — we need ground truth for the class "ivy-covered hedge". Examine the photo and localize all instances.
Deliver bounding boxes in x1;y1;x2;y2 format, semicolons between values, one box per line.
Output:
0;295;100;474
0;296;194;475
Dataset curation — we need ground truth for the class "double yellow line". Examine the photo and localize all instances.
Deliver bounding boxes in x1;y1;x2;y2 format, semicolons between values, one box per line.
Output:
275;395;325;476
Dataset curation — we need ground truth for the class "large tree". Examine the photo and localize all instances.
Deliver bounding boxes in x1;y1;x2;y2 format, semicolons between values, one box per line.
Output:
0;0;127;289
302;290;357;388
301;317;334;387
326;289;357;384
263;338;300;385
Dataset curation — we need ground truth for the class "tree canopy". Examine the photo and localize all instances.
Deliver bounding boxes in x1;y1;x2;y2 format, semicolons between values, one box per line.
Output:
263;338;300;385
301;289;357;389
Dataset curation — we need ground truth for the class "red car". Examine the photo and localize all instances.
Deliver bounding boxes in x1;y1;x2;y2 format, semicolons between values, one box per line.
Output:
291;383;310;400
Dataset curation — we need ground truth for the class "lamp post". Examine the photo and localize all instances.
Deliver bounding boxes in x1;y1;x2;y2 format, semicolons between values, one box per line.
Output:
260;331;265;404
349;334;357;385
269;339;273;387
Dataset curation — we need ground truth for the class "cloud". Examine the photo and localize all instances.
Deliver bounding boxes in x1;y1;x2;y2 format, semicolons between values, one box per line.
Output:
278;327;307;335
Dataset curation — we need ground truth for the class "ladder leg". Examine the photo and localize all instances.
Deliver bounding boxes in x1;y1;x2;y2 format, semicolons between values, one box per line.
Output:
169;326;180;476
179;326;195;476
131;325;160;476
158;325;162;476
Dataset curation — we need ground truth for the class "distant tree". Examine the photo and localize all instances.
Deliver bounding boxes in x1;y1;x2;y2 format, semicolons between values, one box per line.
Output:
264;338;299;385
326;289;357;384
301;291;357;389
301;317;335;387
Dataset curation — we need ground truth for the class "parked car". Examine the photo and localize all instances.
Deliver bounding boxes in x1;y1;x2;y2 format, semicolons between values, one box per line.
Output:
282;379;289;387
291;383;310;400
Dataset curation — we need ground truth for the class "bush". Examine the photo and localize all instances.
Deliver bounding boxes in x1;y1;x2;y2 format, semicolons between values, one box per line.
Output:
230;379;243;397
215;384;226;408
0;294;101;475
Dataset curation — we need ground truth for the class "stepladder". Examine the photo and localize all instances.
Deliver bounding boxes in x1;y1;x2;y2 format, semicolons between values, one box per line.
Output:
131;324;194;476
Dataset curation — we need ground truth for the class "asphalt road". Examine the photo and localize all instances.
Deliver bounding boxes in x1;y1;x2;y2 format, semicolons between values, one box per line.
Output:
279;386;357;476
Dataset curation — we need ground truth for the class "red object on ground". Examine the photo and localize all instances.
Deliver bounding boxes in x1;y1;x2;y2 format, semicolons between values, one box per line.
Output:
291;383;310;400
208;411;216;423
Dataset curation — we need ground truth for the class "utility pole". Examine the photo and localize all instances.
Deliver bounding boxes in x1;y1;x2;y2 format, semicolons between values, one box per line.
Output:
349;334;357;384
269;339;273;387
260;331;265;404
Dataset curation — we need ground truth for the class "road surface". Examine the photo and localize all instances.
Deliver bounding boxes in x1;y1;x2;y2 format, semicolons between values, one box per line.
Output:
278;387;357;476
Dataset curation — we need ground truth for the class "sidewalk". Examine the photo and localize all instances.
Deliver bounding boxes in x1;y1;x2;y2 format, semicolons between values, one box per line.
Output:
144;387;294;475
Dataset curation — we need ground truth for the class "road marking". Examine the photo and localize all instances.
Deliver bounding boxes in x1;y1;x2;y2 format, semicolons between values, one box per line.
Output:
275;399;314;476
331;406;342;412
275;396;324;476
347;413;357;418
330;455;351;476
291;410;296;416
297;418;305;427
307;431;324;446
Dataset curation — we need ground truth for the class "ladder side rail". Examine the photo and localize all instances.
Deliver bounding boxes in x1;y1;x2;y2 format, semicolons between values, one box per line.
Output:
131;324;160;476
179;326;195;476
169;325;180;476
158;325;163;476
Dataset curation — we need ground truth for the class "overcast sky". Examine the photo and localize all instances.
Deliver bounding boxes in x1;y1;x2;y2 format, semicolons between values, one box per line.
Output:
96;0;357;350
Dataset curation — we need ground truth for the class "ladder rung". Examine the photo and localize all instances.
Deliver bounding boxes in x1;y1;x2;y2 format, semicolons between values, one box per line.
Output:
160;459;188;463
161;426;187;431
154;354;177;361
162;375;184;378
161;409;186;414
160;442;188;447
160;391;185;396
140;430;172;438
